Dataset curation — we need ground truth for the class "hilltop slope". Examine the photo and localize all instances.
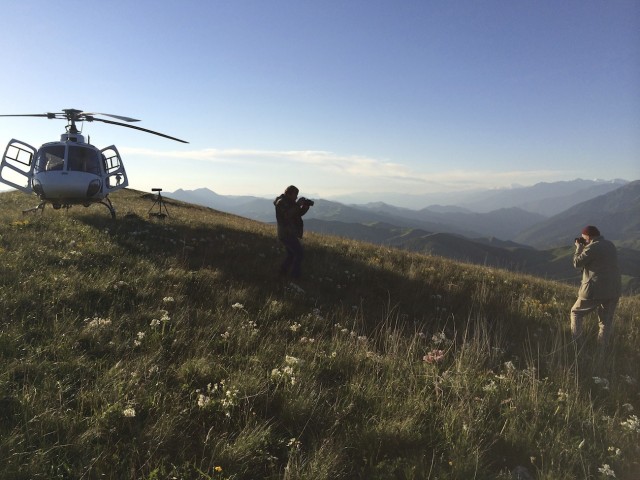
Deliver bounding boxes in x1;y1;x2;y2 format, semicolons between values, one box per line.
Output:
0;189;638;479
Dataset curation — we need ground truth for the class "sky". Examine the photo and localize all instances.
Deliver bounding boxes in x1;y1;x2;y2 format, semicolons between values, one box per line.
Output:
0;1;638;205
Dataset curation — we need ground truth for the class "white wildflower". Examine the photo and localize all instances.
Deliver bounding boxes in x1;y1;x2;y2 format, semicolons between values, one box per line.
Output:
287;438;301;450
431;331;447;345
197;393;211;408
620;415;640;433
231;302;244;310
122;407;136;418
290;322;302;332
557;389;569;402
593;376;610;390
483;380;498;393
85;317;112;329
597;464;616;477
504;361;516;371
133;331;145;347
620;374;637;385
163;296;175;303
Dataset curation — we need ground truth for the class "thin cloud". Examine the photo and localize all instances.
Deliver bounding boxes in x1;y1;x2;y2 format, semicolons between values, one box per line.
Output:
120;146;572;194
121;147;412;178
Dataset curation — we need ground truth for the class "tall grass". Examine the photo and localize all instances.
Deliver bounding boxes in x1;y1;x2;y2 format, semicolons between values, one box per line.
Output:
0;189;638;479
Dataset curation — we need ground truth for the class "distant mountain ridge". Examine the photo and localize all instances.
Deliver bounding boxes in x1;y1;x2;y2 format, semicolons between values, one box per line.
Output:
516;180;640;249
456;179;628;215
325;179;628;214
167;179;631;244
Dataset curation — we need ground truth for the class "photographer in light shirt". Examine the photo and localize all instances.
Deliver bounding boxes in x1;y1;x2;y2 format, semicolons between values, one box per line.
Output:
570;225;621;347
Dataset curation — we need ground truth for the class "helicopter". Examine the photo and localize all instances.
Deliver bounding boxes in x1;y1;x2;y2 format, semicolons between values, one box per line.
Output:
0;108;187;218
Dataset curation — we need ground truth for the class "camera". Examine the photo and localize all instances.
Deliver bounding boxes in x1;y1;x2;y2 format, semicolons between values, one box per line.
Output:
297;197;314;207
575;237;587;245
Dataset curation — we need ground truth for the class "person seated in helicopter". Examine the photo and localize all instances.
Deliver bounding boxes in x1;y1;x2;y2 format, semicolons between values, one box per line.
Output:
35;146;65;172
67;147;100;174
45;156;64;171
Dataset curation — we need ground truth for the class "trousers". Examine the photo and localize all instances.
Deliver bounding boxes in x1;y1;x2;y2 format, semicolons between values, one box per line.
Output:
279;236;304;279
570;297;619;346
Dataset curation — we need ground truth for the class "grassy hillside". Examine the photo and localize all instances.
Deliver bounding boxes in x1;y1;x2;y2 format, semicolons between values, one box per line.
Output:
1;189;639;480
306;220;640;295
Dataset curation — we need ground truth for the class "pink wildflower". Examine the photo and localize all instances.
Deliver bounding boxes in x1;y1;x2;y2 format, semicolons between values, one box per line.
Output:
423;349;446;364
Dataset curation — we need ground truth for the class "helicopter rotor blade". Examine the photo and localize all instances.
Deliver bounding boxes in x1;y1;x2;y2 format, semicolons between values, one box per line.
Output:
0;111;139;122
92;117;189;143
84;113;141;122
0;113;52;118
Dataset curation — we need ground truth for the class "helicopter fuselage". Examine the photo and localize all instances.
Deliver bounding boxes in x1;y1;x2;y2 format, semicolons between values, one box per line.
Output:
0;133;129;215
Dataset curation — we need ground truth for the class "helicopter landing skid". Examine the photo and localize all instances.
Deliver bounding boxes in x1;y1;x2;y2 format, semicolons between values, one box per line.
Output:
22;202;46;215
100;197;117;219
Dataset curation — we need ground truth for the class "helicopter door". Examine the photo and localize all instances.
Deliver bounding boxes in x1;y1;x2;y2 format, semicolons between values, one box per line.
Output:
100;145;129;191
0;139;37;194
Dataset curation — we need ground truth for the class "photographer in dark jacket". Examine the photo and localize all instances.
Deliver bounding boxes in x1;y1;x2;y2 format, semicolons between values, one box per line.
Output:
571;225;621;347
274;185;312;279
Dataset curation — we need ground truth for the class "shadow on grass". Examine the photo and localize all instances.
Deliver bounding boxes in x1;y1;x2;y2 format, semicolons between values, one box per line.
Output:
76;199;556;360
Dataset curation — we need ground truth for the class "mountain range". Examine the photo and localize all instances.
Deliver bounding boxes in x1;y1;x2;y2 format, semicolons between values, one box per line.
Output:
167;179;640;293
323;178;629;215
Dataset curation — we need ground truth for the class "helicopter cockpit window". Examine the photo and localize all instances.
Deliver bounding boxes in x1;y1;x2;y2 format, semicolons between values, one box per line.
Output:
67;146;100;174
35;146;65;172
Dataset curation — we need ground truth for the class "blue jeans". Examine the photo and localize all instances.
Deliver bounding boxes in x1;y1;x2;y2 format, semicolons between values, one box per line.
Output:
279;236;304;279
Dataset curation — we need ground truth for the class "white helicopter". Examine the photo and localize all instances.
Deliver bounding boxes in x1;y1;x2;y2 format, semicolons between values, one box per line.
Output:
0;108;187;218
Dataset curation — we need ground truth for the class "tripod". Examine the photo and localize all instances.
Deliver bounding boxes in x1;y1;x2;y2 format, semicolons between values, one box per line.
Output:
149;188;169;219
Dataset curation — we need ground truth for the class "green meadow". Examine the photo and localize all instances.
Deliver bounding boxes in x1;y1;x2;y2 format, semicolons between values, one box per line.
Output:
0;189;638;479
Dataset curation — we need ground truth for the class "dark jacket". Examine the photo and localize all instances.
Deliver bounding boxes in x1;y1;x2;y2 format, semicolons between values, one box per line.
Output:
274;194;309;240
573;235;621;300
